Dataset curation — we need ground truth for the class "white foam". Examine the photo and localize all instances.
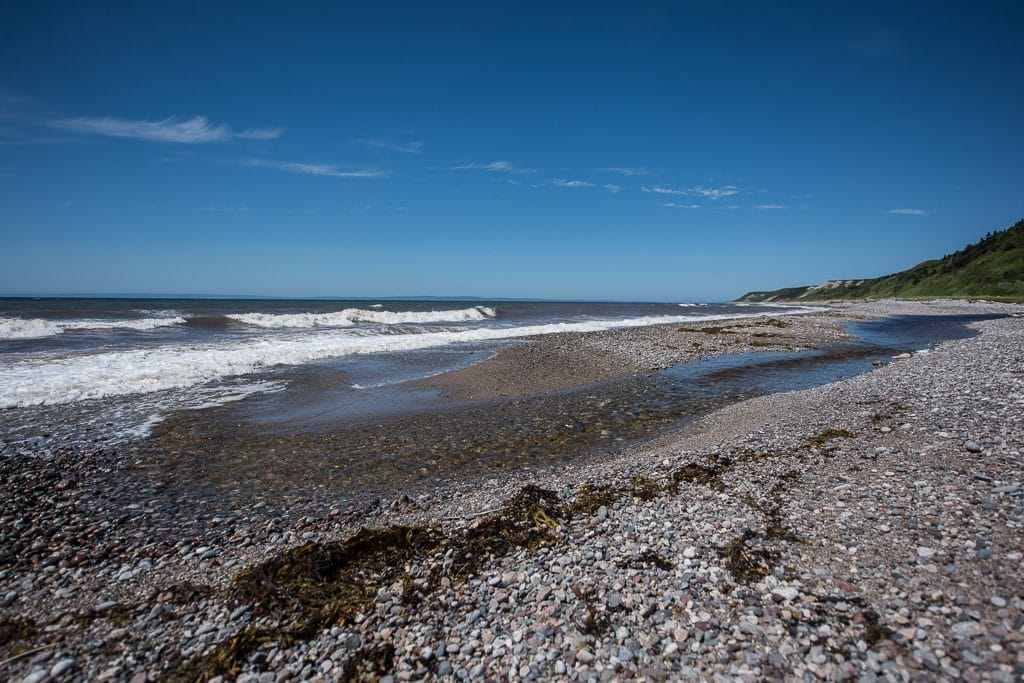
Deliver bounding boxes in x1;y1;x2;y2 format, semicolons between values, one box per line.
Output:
228;306;496;328
0;318;64;339
0;316;187;340
62;316;188;331
0;308;816;408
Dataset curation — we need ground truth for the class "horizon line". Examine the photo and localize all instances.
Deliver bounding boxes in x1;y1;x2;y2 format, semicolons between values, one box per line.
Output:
0;292;734;304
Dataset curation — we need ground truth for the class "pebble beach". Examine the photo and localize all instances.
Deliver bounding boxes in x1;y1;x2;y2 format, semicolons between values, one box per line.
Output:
1;299;1022;682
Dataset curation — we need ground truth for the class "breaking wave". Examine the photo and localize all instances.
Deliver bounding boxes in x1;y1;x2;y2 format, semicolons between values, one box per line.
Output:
227;306;497;328
0;315;187;340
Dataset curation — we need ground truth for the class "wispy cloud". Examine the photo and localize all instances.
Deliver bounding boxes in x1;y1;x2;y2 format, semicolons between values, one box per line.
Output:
642;185;689;196
242;159;385;178
449;160;534;174
644;184;739;200
48;115;284;144
756;204;788;210
236;127;285;140
603;184;623;193
886;208;928;216
659;202;700;209
355;138;424;154
546;178;595;188
687;185;739;200
593;166;650;176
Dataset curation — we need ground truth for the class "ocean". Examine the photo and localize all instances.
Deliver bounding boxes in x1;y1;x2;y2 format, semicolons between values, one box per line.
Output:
0;297;811;453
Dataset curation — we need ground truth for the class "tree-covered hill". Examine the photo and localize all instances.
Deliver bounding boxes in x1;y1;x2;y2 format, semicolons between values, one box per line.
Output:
737;219;1024;302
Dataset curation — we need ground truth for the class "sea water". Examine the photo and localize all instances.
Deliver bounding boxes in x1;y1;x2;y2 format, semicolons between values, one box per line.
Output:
0;298;814;451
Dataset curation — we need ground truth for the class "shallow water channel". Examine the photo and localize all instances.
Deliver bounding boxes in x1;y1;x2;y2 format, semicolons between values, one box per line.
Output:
143;314;1000;502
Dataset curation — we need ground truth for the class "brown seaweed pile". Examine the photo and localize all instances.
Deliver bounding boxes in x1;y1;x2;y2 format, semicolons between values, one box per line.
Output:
170;446;834;679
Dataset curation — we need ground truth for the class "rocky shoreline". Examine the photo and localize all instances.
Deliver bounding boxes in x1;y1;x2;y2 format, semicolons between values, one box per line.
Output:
1;300;1022;682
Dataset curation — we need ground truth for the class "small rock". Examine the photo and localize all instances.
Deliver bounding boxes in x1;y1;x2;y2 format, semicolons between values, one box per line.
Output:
50;658;76;678
771;587;800;602
964;441;983;453
952;621;983;638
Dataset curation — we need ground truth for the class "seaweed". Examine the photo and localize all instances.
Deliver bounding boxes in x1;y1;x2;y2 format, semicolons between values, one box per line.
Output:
862;609;893;646
169;454;809;679
806;428;857;447
0;616;37;649
564;485;619;516
671;462;728;492
231;525;436;632
571;585;610;637
634;550;674;571
870;403;908;422
624;475;662;501
450;485;564;579
165;581;216;605
719;530;777;583
338;642;395;680
73;603;136;628
172;526;436;681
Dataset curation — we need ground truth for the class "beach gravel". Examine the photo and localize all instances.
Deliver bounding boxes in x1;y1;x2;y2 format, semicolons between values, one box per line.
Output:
0;300;1021;681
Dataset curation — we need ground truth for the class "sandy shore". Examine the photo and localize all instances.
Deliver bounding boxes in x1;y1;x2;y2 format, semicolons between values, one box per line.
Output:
1;299;1022;682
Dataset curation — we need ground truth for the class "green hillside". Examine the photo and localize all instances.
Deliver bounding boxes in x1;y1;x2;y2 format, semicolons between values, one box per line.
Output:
738;219;1024;302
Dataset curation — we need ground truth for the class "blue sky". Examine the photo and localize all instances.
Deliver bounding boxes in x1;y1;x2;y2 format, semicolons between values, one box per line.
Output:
1;2;1022;301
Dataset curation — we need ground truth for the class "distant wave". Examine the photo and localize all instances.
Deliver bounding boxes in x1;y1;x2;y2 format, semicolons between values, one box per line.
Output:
0;308;818;407
227;306;497;328
0;315;187;340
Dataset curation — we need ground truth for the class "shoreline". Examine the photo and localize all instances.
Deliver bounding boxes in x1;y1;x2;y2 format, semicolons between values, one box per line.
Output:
1;299;1022;681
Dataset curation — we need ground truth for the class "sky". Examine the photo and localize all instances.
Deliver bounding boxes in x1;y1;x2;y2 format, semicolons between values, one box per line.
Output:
1;2;1022;301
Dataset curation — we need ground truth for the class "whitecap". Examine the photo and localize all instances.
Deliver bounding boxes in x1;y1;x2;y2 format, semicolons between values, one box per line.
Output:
227;306;496;328
0;316;187;340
